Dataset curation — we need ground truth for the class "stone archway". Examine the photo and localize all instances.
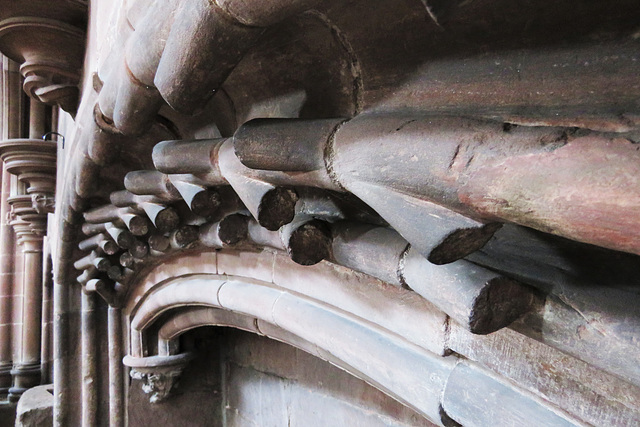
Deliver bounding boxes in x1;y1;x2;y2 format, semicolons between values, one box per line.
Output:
122;251;455;423
116;249;581;426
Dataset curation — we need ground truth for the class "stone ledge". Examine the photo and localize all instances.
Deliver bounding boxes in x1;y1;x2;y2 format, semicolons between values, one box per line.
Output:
16;384;53;427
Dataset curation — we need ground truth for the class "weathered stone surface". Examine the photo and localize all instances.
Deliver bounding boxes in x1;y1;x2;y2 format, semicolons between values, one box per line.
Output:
15;384;53;427
449;323;640;426
442;361;579;426
6;0;640;425
224;332;436;427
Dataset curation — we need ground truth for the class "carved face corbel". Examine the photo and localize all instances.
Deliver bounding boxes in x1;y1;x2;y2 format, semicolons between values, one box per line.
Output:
130;366;185;403
31;193;55;214
7;205;16;223
123;353;194;404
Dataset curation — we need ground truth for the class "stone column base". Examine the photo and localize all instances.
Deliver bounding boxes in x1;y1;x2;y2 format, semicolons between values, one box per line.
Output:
8;364;41;403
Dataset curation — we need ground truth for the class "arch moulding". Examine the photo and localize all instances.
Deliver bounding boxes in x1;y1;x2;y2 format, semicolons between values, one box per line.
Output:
120;248;580;427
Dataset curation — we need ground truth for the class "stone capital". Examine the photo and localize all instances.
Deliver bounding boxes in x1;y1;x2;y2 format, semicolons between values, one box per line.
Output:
0;139;57;236
8;195;47;239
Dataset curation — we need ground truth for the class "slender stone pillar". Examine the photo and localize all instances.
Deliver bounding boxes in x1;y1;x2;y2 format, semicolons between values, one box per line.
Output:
108;306;124;427
8;229;43;401
28;99;46;140
2;57;23;140
11;223;23;375
81;290;97;427
0;164;13;397
40;237;53;384
0;55;22;399
52;277;69;427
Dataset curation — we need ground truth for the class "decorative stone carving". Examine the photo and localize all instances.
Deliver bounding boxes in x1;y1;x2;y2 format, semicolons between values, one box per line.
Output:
0;139;57;193
0;139;57;235
130;367;182;404
31;193;55;215
8;196;47;237
123;353;194;404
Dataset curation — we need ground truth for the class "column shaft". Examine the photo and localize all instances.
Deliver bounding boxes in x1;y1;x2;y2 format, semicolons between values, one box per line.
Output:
28;99;46;139
40;236;53;383
2;56;23;140
81;291;97;427
0;55;22;399
9;236;43;401
0;164;13;396
108;306;124;427
53;279;69;427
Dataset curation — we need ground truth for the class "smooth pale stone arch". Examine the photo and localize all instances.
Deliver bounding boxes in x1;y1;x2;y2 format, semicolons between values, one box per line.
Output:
154;305;350;375
157;307;260;356
129;275;228;357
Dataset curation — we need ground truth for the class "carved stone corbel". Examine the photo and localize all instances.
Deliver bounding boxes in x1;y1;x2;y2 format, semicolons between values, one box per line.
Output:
31;193;55;215
20;61;80;114
123;353;194;404
0;13;86;114
130;367;182;403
